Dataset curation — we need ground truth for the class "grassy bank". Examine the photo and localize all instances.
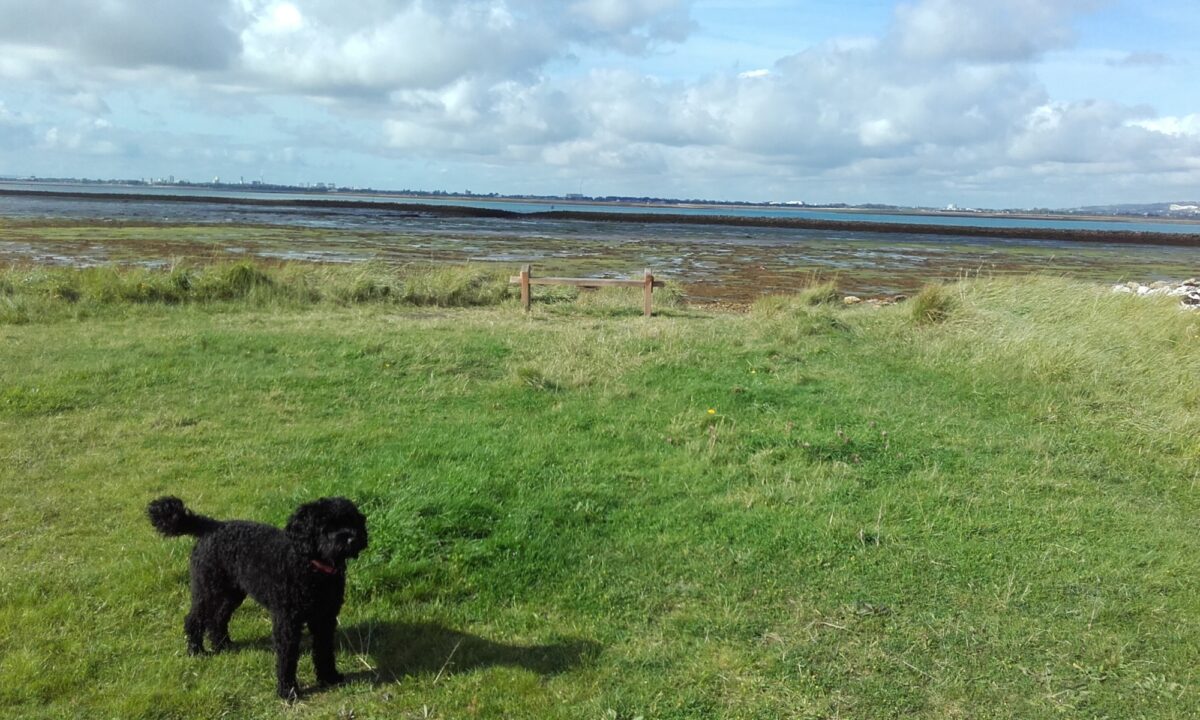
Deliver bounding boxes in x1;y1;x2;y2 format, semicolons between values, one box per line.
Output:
1;265;1198;718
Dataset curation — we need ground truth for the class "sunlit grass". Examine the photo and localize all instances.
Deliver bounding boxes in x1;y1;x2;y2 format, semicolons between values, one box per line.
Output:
2;267;1198;719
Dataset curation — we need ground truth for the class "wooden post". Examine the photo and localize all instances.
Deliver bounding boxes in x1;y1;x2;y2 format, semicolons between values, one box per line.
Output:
510;266;664;314
643;268;653;317
520;264;531;313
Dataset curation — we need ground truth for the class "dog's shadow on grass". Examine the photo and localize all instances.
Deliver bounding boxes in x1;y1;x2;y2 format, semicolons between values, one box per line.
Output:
335;621;601;685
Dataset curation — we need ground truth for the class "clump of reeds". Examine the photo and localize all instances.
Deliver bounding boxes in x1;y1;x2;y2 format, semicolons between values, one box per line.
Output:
910;283;957;325
797;280;839;306
751;280;840;318
397;264;511;307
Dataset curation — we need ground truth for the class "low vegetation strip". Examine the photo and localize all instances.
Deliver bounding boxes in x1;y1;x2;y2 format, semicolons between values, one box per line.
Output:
0;262;686;325
0;262;493;325
1;269;1197;719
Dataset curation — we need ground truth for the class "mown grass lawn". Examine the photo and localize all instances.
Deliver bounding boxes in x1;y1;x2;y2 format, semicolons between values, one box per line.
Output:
1;269;1198;719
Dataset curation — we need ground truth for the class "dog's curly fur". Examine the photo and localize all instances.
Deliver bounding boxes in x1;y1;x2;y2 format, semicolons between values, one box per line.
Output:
147;496;368;699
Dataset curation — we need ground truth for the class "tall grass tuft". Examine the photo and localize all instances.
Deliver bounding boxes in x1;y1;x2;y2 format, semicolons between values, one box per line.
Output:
752;280;839;318
397;264;511;306
749;290;850;349
194;261;275;301
910;282;957;325
796;280;839;306
75;266;189;304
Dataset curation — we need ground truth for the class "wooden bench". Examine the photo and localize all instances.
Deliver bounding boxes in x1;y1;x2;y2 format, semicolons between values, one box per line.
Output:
509;264;665;316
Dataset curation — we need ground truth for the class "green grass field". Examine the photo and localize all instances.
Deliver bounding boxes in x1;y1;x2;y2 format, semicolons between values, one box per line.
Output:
1;264;1198;718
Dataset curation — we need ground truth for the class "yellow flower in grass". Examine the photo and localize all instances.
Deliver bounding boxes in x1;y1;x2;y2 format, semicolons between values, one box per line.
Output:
707;408;717;415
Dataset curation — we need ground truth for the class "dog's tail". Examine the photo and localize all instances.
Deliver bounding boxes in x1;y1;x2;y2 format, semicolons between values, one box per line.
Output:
147;496;223;538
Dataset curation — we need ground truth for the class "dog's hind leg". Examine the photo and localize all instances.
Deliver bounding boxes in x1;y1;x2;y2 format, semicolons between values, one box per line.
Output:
184;603;207;655
309;617;344;685
185;585;223;655
185;549;220;654
272;612;303;700
208;589;246;652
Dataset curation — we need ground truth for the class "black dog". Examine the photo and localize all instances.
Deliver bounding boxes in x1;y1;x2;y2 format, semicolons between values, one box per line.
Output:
147;496;368;699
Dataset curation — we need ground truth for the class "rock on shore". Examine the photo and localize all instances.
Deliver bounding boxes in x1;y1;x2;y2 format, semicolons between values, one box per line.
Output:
842;294;907;307
1111;278;1200;309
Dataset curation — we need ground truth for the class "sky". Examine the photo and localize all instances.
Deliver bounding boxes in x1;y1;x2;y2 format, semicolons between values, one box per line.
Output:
0;0;1198;208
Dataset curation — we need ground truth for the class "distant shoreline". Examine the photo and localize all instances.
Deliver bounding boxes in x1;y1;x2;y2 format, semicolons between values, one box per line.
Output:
3;187;1199;248
7;181;1200;228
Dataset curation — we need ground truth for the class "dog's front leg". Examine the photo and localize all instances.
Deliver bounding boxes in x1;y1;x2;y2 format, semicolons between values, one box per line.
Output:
272;614;303;700
309;617;344;685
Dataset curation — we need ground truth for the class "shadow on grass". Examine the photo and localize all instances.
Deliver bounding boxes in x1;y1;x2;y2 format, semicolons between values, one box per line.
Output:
208;620;598;696
336;621;601;685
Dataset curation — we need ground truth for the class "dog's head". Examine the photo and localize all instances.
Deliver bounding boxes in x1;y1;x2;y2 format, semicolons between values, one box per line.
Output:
285;497;368;569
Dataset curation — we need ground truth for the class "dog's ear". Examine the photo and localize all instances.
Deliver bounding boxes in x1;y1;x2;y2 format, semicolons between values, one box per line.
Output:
285;501;322;556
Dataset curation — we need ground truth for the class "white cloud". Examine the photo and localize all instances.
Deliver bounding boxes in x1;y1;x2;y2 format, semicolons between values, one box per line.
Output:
384;78;583;154
567;0;694;49
858;119;906;148
235;0;696;95
362;0;1200;203
0;1;695;95
1;0;1198;205
889;0;1094;63
258;2;305;34
0;0;243;71
240;2;545;94
36;120;126;156
1129;114;1200;138
1008;101;1163;164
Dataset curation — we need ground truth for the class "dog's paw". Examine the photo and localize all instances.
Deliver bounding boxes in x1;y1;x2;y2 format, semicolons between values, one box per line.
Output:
318;671;346;686
277;684;301;702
